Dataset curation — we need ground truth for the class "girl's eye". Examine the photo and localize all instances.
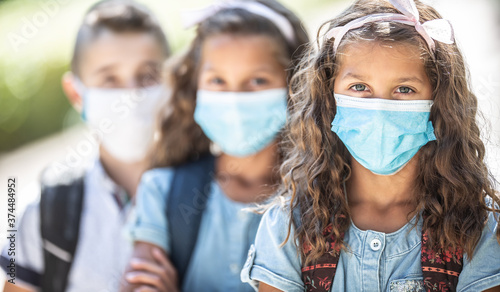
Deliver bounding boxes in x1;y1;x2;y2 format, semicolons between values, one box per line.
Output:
397;86;414;94
251;78;268;86
351;84;367;91
139;73;159;87
210;77;224;85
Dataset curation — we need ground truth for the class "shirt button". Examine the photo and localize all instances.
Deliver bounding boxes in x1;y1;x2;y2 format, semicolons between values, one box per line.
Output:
370;238;382;251
229;263;240;274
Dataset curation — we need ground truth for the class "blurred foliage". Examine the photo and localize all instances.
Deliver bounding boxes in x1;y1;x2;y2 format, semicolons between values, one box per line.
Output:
0;62;70;151
0;0;339;154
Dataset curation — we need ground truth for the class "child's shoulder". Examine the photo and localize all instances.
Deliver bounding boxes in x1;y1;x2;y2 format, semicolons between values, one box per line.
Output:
485;194;500;209
458;195;500;290
139;157;216;196
261;196;302;229
143;155;214;182
142;167;174;179
142;167;174;181
484;194;500;232
140;167;176;192
483;194;499;233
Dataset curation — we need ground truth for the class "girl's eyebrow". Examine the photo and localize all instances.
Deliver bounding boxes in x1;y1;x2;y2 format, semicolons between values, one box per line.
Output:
340;72;424;84
341;72;365;80
396;77;424;84
139;60;162;67
201;65;277;74
253;65;276;73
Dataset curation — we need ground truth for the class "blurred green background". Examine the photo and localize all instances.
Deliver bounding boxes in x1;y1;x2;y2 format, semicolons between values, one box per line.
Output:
0;0;336;154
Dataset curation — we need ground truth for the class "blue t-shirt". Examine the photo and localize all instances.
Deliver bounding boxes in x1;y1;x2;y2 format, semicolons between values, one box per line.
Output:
129;168;262;292
241;198;500;292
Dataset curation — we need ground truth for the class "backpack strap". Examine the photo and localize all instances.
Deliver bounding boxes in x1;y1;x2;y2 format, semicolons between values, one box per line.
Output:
421;230;463;291
301;223;464;292
301;224;341;292
39;164;85;292
166;154;216;285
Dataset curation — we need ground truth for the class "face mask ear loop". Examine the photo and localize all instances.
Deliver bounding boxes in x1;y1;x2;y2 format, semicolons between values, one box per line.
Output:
72;76;87;95
72;77;88;121
426;121;437;141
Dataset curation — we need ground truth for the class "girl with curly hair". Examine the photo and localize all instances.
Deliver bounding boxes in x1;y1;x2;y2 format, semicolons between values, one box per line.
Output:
241;0;500;291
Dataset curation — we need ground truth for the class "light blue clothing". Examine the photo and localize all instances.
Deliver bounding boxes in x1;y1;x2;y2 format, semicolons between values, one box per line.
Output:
241;199;500;292
129;168;263;292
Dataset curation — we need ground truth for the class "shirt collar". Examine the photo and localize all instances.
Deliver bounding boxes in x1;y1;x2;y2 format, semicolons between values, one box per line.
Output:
87;156;130;208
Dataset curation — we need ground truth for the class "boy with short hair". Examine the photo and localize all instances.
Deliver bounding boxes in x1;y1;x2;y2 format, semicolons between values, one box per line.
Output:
0;1;170;291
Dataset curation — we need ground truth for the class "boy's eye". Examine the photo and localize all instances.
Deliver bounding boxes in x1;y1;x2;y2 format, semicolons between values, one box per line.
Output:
102;76;118;87
351;84;367;91
397;86;414;94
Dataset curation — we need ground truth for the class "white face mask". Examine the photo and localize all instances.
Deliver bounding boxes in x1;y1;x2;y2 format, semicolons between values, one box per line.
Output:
77;83;166;163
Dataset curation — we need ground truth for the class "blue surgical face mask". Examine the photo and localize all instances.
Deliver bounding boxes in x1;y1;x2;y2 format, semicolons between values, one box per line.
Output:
194;88;288;157
330;94;436;175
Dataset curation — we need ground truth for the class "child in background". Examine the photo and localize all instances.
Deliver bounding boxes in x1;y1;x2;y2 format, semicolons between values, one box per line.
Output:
121;0;308;291
241;0;500;291
0;1;170;291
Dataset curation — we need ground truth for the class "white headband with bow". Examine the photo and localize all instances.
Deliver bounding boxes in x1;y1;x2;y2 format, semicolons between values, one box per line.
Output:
181;0;295;44
326;0;454;53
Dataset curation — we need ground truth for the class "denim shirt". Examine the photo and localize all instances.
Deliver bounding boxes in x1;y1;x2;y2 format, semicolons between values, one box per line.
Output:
129;168;262;292
241;199;500;292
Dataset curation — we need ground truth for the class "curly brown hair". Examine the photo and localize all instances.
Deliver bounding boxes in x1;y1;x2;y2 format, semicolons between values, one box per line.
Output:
279;0;500;265
148;0;309;168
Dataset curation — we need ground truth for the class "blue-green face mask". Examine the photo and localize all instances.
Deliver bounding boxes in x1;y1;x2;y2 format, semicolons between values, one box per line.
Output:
194;88;288;157
331;94;437;175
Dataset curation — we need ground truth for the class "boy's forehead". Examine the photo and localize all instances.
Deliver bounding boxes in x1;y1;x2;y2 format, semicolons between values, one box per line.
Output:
78;30;165;78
